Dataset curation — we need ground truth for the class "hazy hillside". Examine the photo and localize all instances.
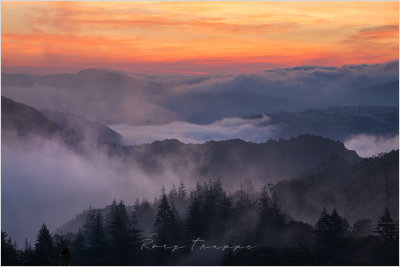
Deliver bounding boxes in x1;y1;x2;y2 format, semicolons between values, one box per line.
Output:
41;110;122;145
1;96;80;146
56;149;398;237
273;150;399;224
103;135;360;186
2;97;121;147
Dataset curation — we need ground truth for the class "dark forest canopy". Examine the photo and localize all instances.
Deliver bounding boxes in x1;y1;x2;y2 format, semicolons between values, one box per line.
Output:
2;180;398;266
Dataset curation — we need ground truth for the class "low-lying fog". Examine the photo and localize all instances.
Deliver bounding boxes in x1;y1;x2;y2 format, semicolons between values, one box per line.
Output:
109;115;277;144
2;119;398;247
2;135;191;247
110;120;399;157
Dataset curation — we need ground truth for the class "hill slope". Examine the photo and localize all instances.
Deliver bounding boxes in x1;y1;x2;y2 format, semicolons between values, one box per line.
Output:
273;150;399;223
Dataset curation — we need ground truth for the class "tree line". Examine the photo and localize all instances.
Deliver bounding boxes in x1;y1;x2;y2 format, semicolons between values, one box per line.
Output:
2;180;398;265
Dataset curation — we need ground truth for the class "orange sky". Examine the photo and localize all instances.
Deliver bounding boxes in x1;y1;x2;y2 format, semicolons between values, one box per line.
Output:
2;1;399;74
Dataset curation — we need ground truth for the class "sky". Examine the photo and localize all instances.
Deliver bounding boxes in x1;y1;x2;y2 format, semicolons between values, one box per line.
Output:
2;1;399;74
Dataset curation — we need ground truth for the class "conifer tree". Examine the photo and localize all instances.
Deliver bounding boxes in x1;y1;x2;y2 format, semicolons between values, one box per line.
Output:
108;200;130;247
34;224;55;265
1;231;19;265
234;184;252;212
257;185;271;210
134;198;154;234
154;189;180;244
129;212;143;248
255;185;285;245
330;209;350;244
53;234;70;265
105;200;131;264
314;207;331;248
177;179;187;201
374;207;398;245
72;228;85;252
168;184;178;204
21;239;34;265
185;194;204;238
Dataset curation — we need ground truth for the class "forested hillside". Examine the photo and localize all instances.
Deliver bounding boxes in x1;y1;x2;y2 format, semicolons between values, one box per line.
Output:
2;180;398;265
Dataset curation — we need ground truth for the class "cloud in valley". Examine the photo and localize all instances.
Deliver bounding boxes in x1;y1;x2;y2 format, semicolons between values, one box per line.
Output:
109;115;279;145
344;134;399;157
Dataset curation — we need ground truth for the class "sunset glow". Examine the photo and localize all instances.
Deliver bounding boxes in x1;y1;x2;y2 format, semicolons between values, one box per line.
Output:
2;1;399;74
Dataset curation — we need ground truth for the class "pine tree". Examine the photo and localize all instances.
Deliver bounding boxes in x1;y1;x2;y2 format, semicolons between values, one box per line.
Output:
374;207;398;245
107;200;131;247
134;198;154;235
270;192;284;224
21;239;34;265
105;200;132;264
175;180;189;216
1;231;19;265
257;185;271;209
185;194;204;238
255;185;285;245
168;184;178;204
71;228;86;265
72;228;85;252
330;209;350;245
314;208;350;264
234;184;252;212
86;210;106;254
125;211;144;264
129;212;143;248
177;179;187;201
134;198;140;210
314;207;331;248
34;224;55;265
53;234;71;266
154;189;180;244
217;193;233;236
83;207;96;241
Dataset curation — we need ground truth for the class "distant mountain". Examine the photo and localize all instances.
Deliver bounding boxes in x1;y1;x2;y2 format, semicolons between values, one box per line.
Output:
1;73;38;87
253;106;398;141
2;69;178;125
273;150;399;224
347;80;399;107
2;69;137;91
2;62;398;125
159;92;294;124
41;110;122;145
